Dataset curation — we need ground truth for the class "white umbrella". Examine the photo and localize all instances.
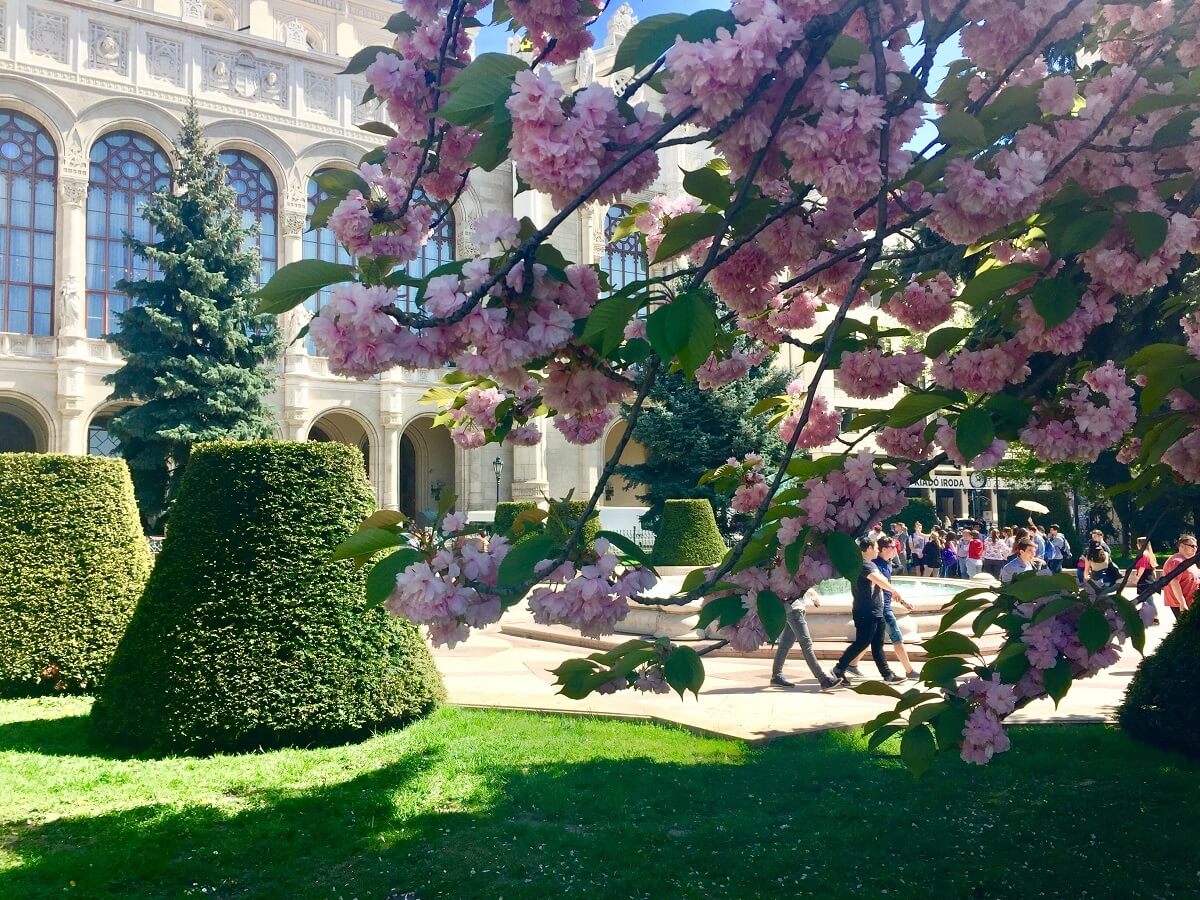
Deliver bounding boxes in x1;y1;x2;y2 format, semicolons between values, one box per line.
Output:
1015;499;1050;515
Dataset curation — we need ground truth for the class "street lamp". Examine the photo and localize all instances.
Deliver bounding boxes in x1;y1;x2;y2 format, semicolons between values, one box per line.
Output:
493;456;504;506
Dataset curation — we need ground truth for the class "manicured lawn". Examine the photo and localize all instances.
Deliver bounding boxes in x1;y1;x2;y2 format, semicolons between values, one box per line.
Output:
0;699;1196;898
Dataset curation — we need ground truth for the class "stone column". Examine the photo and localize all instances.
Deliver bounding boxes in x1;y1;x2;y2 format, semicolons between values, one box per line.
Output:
279;209;309;357
379;408;402;511
56;177;88;352
511;437;548;504
56;364;87;454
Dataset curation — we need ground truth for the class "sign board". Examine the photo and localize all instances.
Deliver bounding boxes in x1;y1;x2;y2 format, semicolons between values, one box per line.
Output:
911;474;1050;491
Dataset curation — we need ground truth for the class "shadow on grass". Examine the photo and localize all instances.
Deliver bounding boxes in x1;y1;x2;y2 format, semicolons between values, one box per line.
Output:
1;720;1198;899
0;713;145;761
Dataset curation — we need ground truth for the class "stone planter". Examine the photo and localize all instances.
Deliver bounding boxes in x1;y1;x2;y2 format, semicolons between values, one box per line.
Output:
615;566;711;640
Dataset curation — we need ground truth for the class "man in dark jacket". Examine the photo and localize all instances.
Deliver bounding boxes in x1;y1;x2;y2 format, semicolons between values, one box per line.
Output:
830;537;906;687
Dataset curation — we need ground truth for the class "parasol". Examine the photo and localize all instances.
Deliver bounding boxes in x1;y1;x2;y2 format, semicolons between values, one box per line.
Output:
1015;499;1050;515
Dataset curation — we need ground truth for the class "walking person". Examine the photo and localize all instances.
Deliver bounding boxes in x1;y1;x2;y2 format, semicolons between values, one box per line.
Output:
983;528;1007;579
770;587;840;691
1130;537;1158;590
849;536;918;680
1045;525;1070;574
831;538;905;686
922;532;942;576
1163;534;1198;621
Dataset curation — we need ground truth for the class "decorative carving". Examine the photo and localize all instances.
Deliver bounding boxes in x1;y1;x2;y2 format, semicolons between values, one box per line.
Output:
0;4;8;54
606;3;638;48
575;47;595;85
57;275;82;335
304;71;335;118
458;212;479;257
147;36;183;86
351;79;372;125
60;177;87;207
282;210;306;236
284;19;308;50
87;22;128;75
202;48;288;108
181;0;205;22
28;9;68;64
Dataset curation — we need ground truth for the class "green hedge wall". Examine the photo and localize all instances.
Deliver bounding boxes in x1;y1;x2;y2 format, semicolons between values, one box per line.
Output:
545;499;600;549
1118;609;1200;759
91;440;443;754
651;500;727;567
0;454;151;697
884;497;938;533
495;500;542;537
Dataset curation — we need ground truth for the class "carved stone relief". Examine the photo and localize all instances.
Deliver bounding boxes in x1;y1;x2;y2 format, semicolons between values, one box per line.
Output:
0;4;8;54
606;4;638;48
202;48;288;108
60;177;87;207
87;22;128;75
281;210;307;236
147;36;183;86
57;275;82;335
28;9;68;64
304;71;335;118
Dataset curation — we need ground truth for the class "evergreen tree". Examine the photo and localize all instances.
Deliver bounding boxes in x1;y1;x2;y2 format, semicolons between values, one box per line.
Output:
618;357;794;538
105;102;279;527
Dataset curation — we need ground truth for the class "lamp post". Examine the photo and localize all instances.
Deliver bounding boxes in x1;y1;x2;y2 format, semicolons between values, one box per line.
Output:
493;456;503;506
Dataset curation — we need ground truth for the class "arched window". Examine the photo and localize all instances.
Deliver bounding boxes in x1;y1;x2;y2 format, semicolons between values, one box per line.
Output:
399;191;455;313
303;170;354;352
601;205;647;295
220;149;277;284
86;131;172;338
87;415;121;457
0;111;57;336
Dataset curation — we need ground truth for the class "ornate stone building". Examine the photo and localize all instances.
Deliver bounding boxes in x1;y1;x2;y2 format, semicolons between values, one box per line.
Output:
0;0;688;518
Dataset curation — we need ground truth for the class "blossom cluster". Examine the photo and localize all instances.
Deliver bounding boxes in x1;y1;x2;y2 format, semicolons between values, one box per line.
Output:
882;273;956;333
778;381;841;449
528;538;657;637
835;348;924;399
957;675;1016;765
1020;362;1137;463
795;451;910;534
935;418;1008;470
730;453;769;515
384;518;509;648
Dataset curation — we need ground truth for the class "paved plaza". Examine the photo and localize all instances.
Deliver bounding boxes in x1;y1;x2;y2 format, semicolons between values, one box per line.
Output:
432;605;1171;741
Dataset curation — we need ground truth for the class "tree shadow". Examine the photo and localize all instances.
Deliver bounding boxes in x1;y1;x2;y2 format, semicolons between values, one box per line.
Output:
0;713;143;761
2;723;1198;899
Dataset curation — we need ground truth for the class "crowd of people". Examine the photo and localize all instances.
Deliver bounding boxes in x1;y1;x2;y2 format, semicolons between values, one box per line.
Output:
768;520;1198;691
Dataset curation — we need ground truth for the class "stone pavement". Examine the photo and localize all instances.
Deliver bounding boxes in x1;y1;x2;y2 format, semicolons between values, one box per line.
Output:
431;606;1174;742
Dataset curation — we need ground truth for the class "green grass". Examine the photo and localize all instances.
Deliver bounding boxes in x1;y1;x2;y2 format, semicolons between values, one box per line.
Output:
0;699;1197;899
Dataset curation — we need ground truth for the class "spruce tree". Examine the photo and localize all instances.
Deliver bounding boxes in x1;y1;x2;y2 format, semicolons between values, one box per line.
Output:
105;102;279;527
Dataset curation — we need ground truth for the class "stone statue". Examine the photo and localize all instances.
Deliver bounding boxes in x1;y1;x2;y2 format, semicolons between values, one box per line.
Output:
607;4;638;47
58;275;82;335
575;46;595;85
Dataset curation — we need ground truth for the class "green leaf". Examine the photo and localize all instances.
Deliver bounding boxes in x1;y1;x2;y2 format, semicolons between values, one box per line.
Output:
315;168;370;198
958;263;1041;307
1054;210;1115;257
254;260;355;315
756;590;787;642
663;645;706;698
922;631;980;659
1125;211;1169;260
652;212;724;264
681;566;711;595
900;724;937;776
610;10;737;74
697;595;747;630
331;527;404;561
582;296;640;355
825;532;861;580
907;700;949;727
971;605;1005;638
645;292;716;376
340;45;397;76
308;196;340;231
888;390;962;428
851;680;903;699
1031;594;1079;624
365;548;422;608
867;723;904;751
937;596;992;633
979;85;1042;140
1043;656;1072;706
496;534;558;589
357;121;397;138
784;539;804;576
918;655;970;685
827;34;868;68
955;408;994;464
385;11;421;34
1151;110;1200;150
1031;276;1083;329
1002;572;1079;602
924;327;971;359
937;110;987;146
1126;92;1194;116
933;703;969;753
596;530;655;572
682;166;732;208
1112;593;1146;654
1077;606;1112;654
466;99;513;171
438;53;528;126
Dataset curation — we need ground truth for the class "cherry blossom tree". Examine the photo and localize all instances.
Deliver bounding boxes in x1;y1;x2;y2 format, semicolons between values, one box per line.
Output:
258;0;1200;773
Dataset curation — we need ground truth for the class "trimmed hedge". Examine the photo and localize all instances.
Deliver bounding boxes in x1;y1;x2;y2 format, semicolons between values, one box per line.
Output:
495;500;542;537
0;454;151;697
651;500;727;567
545;498;601;549
885;497;937;533
91;440;444;754
1118;609;1200;759
999;490;1081;563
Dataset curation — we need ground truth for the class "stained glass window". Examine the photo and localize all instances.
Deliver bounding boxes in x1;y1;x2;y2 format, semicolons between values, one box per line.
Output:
0;111;57;336
601;205;647;295
221;149;277;284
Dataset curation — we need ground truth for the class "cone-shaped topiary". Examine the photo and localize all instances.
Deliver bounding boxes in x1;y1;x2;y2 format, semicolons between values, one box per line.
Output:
495;500;542;537
545;498;600;549
1117;609;1200;759
651;500;727;567
0;454;151;697
91;440;443;754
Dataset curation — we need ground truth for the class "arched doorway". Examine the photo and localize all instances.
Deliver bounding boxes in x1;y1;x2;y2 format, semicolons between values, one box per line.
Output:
601;420;647;506
398;416;455;522
307;411;372;476
0;397;49;453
